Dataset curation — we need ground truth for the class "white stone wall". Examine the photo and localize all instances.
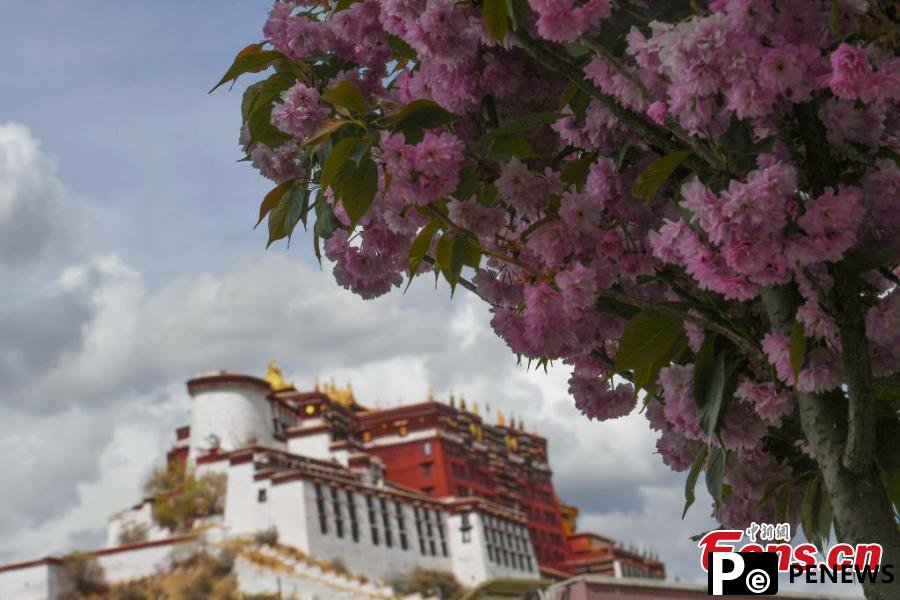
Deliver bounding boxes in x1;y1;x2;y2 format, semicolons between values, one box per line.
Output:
188;386;279;463
106;501;169;547
295;480;454;583
447;512;489;586
96;539;198;584
286;429;333;462
223;460;262;536
0;562;71;600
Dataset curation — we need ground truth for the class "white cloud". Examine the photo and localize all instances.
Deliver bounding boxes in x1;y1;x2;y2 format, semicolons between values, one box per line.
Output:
0;122;79;268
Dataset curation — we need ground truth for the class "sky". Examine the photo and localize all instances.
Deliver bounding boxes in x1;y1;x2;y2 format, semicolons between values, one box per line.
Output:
0;1;858;595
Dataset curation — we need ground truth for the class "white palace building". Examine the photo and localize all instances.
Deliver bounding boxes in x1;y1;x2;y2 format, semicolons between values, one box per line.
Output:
0;365;665;599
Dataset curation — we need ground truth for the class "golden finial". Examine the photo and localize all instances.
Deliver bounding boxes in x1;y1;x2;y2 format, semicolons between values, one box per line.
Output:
427;389;436;402
449;394;456;408
263;361;294;392
472;401;479;416
518;420;525;432
510;415;516;429
460;398;467;411
496;411;505;427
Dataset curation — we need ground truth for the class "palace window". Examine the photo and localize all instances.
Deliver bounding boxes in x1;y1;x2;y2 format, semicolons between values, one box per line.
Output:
347;490;359;543
414;507;426;554
437;514;447;556
423;441;432;455
460;512;472;544
257;489;267;503
331;486;343;539
420;462;432;478
424;509;436;555
315;484;328;535
396;501;409;550
366;495;379;545
380;498;393;548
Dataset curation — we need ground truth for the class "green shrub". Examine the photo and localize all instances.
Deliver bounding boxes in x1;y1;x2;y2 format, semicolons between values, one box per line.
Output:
60;551;106;597
391;567;464;599
144;461;226;532
117;522;150;545
254;527;279;547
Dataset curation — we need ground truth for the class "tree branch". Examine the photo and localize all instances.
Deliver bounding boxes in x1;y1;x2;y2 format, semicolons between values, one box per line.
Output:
597;288;767;367
512;31;722;175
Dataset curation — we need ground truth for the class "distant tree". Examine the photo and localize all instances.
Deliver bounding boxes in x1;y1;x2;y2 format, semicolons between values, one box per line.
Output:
60;551;106;598
391;567;465;599
117;522;150;545
144;461;226;532
254;526;280;547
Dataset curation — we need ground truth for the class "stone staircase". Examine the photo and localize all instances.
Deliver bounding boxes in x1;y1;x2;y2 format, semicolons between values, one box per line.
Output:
234;544;397;600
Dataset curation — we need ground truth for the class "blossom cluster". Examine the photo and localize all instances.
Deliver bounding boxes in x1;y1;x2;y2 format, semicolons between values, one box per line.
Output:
234;0;900;530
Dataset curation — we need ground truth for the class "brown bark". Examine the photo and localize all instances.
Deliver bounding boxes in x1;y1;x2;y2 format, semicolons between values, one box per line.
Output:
761;287;900;600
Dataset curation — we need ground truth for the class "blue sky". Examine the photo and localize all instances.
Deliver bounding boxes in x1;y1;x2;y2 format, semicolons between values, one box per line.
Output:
2;1;279;284
0;2;859;595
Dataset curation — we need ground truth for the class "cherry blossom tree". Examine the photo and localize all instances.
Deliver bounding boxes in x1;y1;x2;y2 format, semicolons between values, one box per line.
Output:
215;1;899;595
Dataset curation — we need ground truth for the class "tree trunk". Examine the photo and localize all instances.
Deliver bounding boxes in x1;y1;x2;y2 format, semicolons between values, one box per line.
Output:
797;391;900;600
762;287;900;600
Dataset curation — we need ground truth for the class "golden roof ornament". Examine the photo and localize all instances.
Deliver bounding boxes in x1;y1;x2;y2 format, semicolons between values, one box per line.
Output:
471;401;479;416
324;380;358;408
264;361;295;392
496;411;505;427
460;398;467;411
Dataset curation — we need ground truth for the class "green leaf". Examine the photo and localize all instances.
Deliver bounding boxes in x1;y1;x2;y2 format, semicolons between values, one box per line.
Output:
790;320;807;383
706;447;727;505
305;118;350;147
454;167;479;201
474;112;562;151
875;416;900;509
801;478;821;547
460;238;482;269
561;154;595;190
633;336;687;397
256;180;295;228
334;0;362;12
246;71;297;148
408;220;440;276
320;137;360;191
700;353;727;440
683;445;709;518
388;99;458;131
210;45;282;93
321;81;367;115
283;183;310;239
491;134;537;159
388;34;417;64
314;198;340;239
775;483;792;524
692;333;718;411
506;0;531;30
830;0;841;34
613;311;685;386
266;185;294;248
631;150;692;204
483;0;508;42
817;483;833;545
477;184;499;207
340;155;378;226
435;232;467;293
